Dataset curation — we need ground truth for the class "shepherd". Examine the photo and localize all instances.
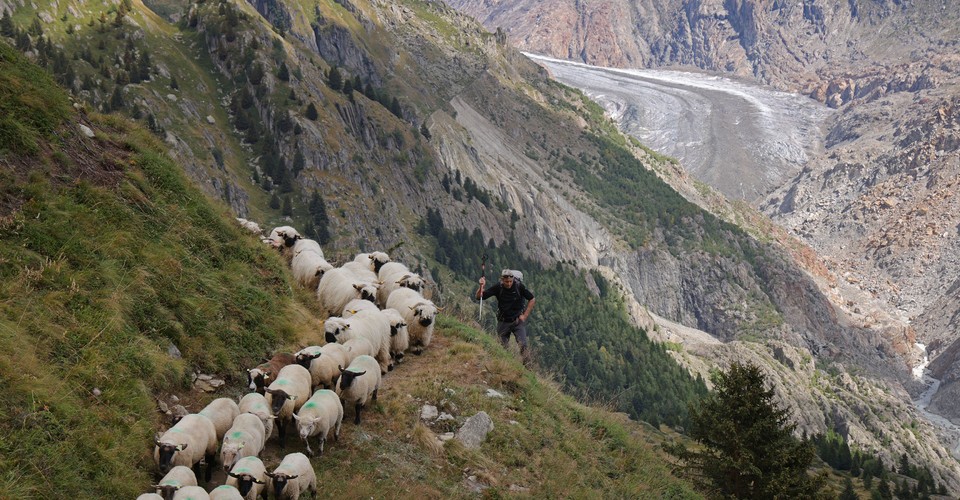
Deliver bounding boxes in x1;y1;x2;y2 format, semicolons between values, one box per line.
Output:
475;269;536;364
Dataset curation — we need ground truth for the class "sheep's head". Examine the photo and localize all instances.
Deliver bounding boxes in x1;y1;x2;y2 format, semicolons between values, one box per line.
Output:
228;471;266;496
295;351;321;369
293;413;319;440
324;317;349;343
337;366;366;391
266;471;299;498
390;321;408;337
354;283;379;303
153;483;180;500
265;388;295;415
247;368;270;393
411;302;438;327
399;274;425;292
221;438;246;472
370;252;390;273
154;439;187;472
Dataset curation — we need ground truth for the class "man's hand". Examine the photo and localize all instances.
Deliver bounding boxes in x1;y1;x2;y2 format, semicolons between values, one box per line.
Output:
479;276;486;287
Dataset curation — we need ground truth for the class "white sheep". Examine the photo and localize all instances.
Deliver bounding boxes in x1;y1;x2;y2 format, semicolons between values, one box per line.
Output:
336;354;382;425
172;486;211;500
325;308;392;374
293;389;343;456
137;494;164;500
264;364;312;449
342;260;379;284
316;267;380;317
267;452;317;500
342;298;379;317
247;352;297;395
386;287;439;355
225;456;268;500
376;262;426;306
295;343;350;389
291;250;333;290
290;238;323;258
153;465;197;500
209;485;245;500
198;397;241;442
238;392;275;440
353;251;390;273
220;413;267;473
154;414;218;482
235;218;262;235
381;307;410;365
342;337;377;364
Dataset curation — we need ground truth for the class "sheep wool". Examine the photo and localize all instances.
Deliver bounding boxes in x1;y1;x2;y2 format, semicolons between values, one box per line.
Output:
317;267;379;317
326;308;392;374
295;343;350;389
381;307;410;364
171;485;211;500
226;456;268;500
386;287;439;355
154;414;218;482
220;413;267;473
198;397;241;442
238;392;275;440
154;465;197;500
293;389;344;456
267;452;317;500
336;354;381;425
208;485;245;500
264;364;312;449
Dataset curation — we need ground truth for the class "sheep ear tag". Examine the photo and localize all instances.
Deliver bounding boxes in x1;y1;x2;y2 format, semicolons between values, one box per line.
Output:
289;395;297;401
176;443;187;451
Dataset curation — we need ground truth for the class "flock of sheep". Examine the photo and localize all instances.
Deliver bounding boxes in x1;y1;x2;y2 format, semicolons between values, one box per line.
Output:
138;222;440;500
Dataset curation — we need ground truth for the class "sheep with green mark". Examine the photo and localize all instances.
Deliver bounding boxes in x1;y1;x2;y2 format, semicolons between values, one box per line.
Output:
325;308;392;374
295;343;350;390
208;485;245;500
238;392;275;440
220;413;266;473
225;456;268;500
264;364;311;449
154;414;218;482
381;307;409;365
336;354;381;425
171;485;210;500
266;452;317;500
293;389;343;456
198;397;241;443
152;465;197;500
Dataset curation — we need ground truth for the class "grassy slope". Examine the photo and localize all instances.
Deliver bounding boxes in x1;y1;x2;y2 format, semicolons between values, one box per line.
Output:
0;41;699;498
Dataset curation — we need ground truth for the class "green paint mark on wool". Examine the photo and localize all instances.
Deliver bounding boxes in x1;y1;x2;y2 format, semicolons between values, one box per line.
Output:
304;402;317;409
231;431;244;438
276;379;289;385
234;467;250;474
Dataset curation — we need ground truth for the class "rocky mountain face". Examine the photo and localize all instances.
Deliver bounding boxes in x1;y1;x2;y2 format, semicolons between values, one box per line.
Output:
5;0;959;490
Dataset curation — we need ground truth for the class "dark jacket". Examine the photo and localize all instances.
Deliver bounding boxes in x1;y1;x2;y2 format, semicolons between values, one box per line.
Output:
481;281;534;322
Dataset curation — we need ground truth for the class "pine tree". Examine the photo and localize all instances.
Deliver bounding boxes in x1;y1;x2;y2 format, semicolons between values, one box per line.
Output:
281;196;293;216
665;363;823;499
305;102;318;121
876;477;893;500
269;193;280;209
390;96;402;118
277;62;290;81
899;453;911;476
109;87;125;111
327;65;342;91
839;478;858;500
170;75;179;90
307;190;331;244
420;122;431;140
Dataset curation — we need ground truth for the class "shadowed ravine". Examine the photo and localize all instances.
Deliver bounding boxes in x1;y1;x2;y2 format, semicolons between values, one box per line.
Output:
529;54;833;204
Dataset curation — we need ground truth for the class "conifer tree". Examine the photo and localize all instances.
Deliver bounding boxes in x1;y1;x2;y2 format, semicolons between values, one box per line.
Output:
665;362;823;499
1;10;15;37
390;96;402;118
281;195;293;216
170;75;179;90
839;478;858;500
876;476;893;499
327;65;342;91
305;102;318;121
307;190;331;244
269;193;280;209
277;62;290;81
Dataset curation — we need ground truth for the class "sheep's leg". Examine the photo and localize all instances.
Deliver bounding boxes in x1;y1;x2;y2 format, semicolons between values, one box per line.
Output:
354;402;363;425
319;431;327;456
205;452;216;483
372;388;379;401
192;460;203;481
278;420;287;449
304;435;314;456
334;418;341;441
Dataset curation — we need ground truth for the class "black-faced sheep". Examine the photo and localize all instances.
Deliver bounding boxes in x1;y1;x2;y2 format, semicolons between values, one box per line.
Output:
198;397;241;443
225;456;268;500
295;343;350;390
153;465;197;500
238;392;275;440
376;262;426;306
316;267;379;317
293;389;343;456
209;485;245;500
381;307;409;365
154;414;218;482
137;494;165;500
386;287;440;355
247;352;296;395
291;250;333;290
264;364;312;449
220;413;266;473
353;251;390;273
342;337;377;364
342;260;379;284
325;309;392;374
268;226;300;248
336;354;381;425
266;452;317;500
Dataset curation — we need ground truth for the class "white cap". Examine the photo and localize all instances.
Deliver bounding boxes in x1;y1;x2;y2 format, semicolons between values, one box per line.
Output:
500;269;523;281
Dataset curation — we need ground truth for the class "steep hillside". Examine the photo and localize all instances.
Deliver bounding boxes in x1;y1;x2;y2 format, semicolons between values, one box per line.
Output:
0;41;703;498
4;0;960;492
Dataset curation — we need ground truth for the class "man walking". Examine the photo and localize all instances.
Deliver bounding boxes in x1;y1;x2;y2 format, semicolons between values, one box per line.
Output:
476;269;536;363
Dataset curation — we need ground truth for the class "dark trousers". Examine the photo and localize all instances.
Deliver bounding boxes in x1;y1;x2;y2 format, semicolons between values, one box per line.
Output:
497;318;528;359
